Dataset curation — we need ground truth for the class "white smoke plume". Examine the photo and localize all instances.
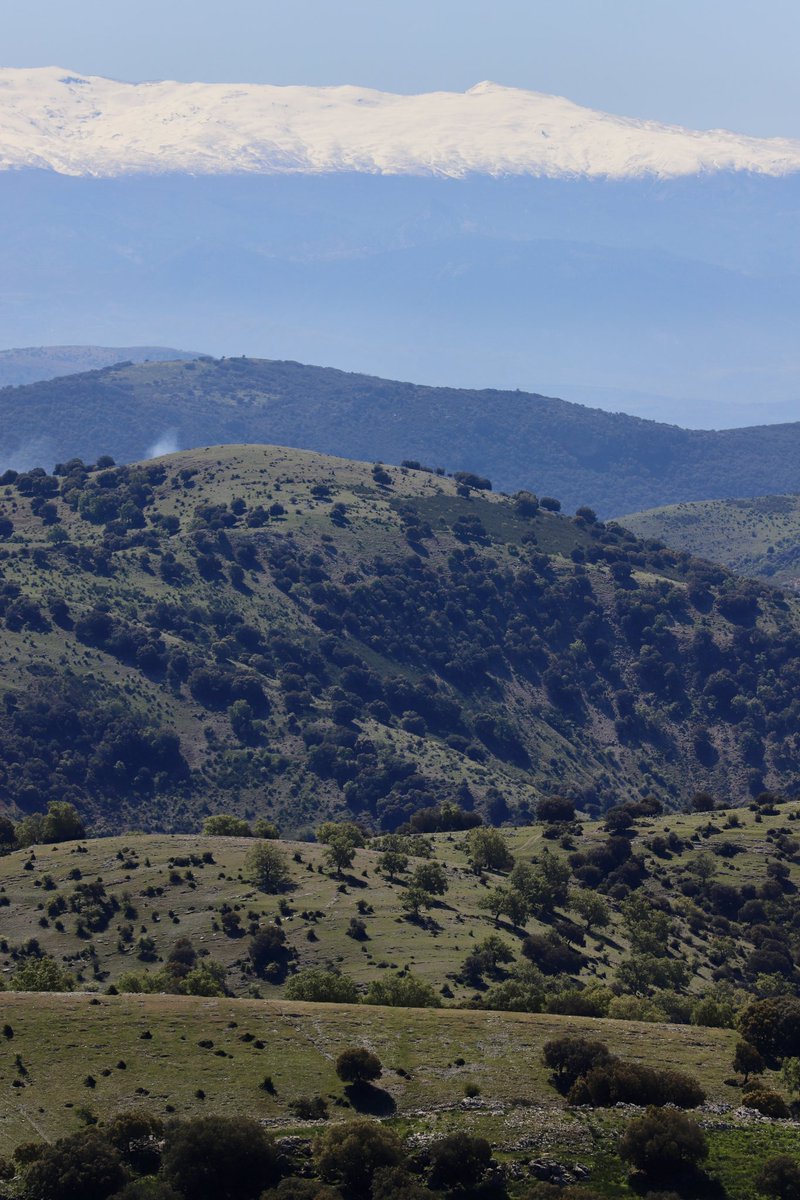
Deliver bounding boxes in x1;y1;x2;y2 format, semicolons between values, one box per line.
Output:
145;430;180;460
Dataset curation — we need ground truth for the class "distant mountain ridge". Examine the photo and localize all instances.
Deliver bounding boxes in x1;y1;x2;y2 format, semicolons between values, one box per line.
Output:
4;356;800;514
0;345;200;388
4;167;800;418
3;67;800;179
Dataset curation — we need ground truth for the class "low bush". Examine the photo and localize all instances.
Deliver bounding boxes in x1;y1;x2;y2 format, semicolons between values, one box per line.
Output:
427;1132;492;1189
335;1048;382;1087
754;1155;800;1199
742;1088;791;1118
569;1060;705;1108
542;1036;612;1089
619;1107;708;1178
314;1120;402;1195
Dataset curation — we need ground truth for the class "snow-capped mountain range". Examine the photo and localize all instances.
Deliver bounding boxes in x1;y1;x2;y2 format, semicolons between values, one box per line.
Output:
3;66;800;179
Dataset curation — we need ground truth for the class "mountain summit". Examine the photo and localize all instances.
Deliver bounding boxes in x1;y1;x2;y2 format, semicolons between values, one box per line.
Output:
3;67;800;179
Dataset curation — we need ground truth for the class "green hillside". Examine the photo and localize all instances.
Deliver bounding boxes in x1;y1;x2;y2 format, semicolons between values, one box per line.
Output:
0;993;786;1200
2;799;800;1196
2;443;800;831
5;356;800;514
620;494;800;588
0;798;797;1007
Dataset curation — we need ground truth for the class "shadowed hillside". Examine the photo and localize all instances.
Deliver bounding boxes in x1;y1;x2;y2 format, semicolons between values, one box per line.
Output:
4;357;800;515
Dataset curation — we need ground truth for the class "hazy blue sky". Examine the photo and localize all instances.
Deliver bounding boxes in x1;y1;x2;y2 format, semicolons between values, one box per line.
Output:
4;0;800;138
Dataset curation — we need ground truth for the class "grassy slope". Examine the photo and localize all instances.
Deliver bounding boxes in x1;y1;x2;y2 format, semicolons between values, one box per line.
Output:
0;801;796;1004
5;356;800;514
0;991;738;1146
620;494;800;588
0;793;799;1194
0;992;798;1199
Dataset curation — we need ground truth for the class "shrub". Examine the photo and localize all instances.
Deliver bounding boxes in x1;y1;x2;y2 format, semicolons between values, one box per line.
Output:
754;1155;800;1199
284;970;359;1004
363;972;441;1008
202;814;252;837
261;1182;343;1199
481;963;545;1013
547;988;611;1018
619;1107;708;1178
542;1036;612;1088
314;1119;402;1194
428;1133;492;1189
570;1060;705;1108
113;1182;182;1200
335;1047;382;1086
250;926;287;976
288;1095;329;1121
606;995;662;1023
522;934;584;976
22;1129;125;1200
742;1088;790;1118
515;1189;606;1200
161;1115;280;1200
253;820;280;839
537;796;576;824
371;1166;429;1200
104;1107;164;1174
13;954;74;992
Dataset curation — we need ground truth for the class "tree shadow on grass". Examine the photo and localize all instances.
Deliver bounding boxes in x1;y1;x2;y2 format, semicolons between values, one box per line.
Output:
630;1168;727;1199
344;1082;397;1116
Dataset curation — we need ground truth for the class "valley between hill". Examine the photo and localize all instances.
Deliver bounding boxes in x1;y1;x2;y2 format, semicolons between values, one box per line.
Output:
620;494;800;590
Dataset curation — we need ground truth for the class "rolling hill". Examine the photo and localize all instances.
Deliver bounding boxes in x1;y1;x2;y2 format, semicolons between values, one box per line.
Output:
620;494;800;589
1;441;800;833
0;800;792;1004
0;798;799;1198
5;357;800;514
0;345;200;389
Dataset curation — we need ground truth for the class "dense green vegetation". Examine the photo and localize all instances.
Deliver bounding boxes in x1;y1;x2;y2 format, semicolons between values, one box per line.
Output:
5;356;800;514
620;494;800;589
2;443;800;832
7;387;800;1195
4;446;800;830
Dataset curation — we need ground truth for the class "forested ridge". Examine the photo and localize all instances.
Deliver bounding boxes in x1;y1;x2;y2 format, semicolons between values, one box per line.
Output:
5;356;800;513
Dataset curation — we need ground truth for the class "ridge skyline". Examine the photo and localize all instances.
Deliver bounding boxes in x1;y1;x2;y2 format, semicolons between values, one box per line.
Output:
4;65;800;179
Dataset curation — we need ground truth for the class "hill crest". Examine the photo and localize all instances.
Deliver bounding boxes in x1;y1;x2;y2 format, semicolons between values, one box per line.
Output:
4;356;800;515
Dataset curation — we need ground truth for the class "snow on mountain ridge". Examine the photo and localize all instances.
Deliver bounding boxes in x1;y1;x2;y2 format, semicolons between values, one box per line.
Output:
2;66;800;179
